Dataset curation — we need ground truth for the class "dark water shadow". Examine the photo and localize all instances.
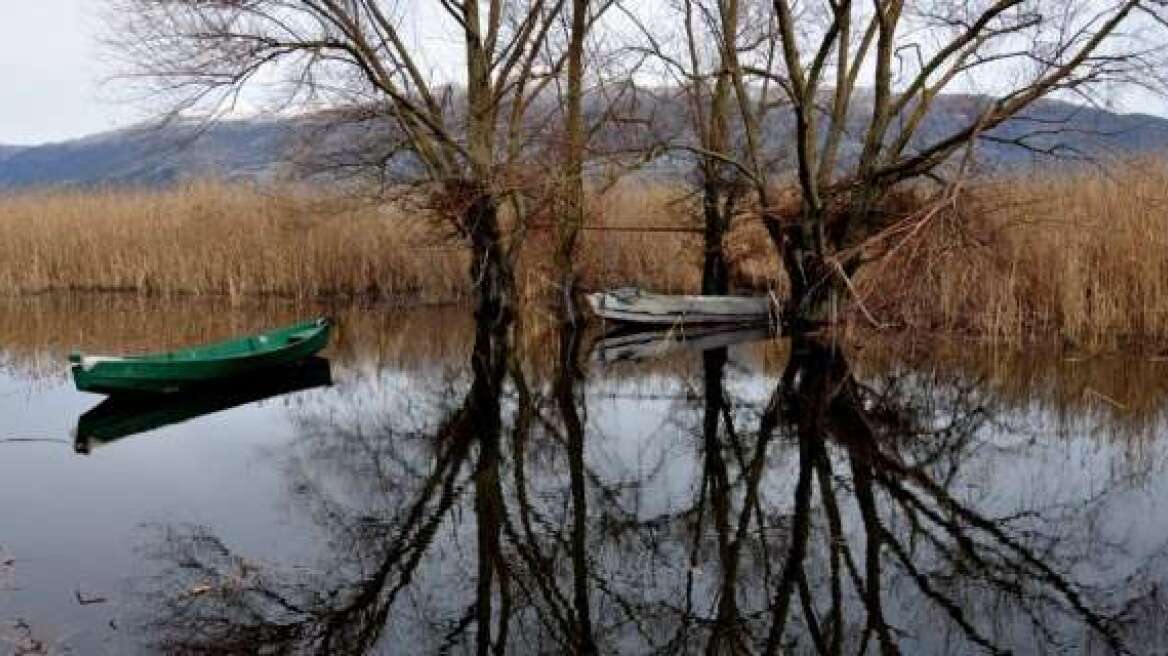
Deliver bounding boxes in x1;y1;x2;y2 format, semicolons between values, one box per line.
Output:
74;358;333;454
590;323;773;364
118;312;1168;654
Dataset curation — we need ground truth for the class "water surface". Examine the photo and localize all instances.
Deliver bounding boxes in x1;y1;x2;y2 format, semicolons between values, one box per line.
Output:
2;295;1168;654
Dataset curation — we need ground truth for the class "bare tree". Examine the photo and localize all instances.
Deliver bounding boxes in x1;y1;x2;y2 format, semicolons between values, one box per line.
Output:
550;0;656;317
105;0;1168;327
759;0;1168;324
621;0;783;295
107;0;573;324
555;0;591;312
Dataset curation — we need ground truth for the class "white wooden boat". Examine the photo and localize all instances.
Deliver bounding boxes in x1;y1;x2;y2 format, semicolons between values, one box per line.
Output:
586;288;775;325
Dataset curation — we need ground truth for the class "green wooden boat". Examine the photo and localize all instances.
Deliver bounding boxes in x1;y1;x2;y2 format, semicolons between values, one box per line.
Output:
74;357;332;454
69;317;332;394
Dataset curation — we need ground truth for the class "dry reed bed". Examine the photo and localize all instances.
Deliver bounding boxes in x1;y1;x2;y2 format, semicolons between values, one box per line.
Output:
0;184;467;302
2;162;1168;345
858;161;1168;346
576;182;781;293
0;181;777;306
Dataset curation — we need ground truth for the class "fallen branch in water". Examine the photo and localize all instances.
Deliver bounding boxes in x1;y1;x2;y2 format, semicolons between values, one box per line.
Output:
1084;388;1127;410
0;438;70;445
75;590;108;606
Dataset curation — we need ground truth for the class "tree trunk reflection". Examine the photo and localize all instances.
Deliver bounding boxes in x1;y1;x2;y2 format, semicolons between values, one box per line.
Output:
133;322;1168;654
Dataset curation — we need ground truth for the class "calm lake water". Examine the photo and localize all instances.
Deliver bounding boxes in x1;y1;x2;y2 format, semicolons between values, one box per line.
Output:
2;295;1168;654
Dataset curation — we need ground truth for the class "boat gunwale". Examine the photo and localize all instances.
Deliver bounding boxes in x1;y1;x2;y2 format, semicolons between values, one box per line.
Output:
70;318;330;368
585;290;775;325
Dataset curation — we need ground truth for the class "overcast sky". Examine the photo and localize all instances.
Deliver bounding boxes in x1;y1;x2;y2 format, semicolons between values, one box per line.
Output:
2;1;1167;147
0;1;129;145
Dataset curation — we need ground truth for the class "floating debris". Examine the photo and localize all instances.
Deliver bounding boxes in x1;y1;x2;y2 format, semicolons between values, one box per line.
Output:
0;619;47;655
75;589;108;606
0;546;13;591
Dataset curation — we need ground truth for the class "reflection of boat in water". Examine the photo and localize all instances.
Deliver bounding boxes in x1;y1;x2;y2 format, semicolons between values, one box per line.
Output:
587;288;775;326
69;317;332;394
73;357;332;454
592;324;774;364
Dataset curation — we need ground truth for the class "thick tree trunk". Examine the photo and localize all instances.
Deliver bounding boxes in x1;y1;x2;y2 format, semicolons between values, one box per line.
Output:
781;198;871;328
466;193;514;330
698;0;736;298
556;0;589;319
701;181;731;295
781;239;844;328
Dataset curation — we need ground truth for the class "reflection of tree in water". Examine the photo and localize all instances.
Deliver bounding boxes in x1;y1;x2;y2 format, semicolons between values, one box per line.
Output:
764;339;1164;655
136;320;1168;654
138;315;511;654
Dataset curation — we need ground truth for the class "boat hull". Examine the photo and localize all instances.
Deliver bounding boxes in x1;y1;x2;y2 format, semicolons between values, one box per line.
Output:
586;289;774;325
71;318;332;394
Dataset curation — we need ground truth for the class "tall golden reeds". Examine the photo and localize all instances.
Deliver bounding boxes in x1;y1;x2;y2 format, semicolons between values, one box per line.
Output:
3;161;1168;346
0;181;748;306
856;159;1168;346
0;182;468;302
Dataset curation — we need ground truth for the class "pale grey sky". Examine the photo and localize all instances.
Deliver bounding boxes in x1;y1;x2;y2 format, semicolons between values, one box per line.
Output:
0;1;469;146
0;1;135;145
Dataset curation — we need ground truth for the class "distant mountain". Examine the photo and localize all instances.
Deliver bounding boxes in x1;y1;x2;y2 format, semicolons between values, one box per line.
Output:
0;145;27;163
1;95;1166;191
0;120;296;190
884;95;1168;169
